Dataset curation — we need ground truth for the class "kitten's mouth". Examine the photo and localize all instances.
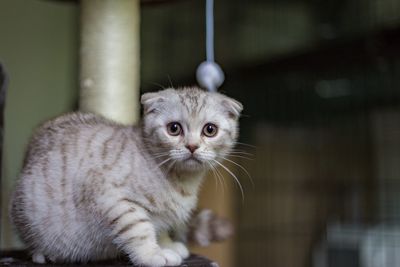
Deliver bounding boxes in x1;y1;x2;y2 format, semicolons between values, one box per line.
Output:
184;155;202;164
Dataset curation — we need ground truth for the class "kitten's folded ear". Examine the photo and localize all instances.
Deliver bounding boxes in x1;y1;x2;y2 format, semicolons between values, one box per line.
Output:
141;92;164;114
221;96;243;119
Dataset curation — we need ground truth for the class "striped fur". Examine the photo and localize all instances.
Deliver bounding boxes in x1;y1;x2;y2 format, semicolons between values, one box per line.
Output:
10;87;242;267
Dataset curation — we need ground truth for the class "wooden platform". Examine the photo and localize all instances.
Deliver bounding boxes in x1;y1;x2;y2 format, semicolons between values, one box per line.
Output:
0;251;218;267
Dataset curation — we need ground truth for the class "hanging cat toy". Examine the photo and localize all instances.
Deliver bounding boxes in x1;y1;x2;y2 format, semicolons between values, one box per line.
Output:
196;0;225;92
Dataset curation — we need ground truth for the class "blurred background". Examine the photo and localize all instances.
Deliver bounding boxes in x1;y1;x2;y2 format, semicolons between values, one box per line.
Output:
2;0;400;266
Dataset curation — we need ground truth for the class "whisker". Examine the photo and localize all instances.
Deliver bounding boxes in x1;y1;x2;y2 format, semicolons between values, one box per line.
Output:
166;159;177;171
220;157;254;188
155;157;173;170
212;168;219;192
227;154;253;161
151;151;169;155
229;150;254;156
207;162;220;193
152;153;170;159
233;141;257;148
138;143;166;156
210;162;225;196
149;82;166;90
167;75;174;88
213;159;244;202
214;164;227;191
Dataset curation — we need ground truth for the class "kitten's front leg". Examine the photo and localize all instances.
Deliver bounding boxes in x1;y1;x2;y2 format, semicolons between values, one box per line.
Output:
103;197;182;267
159;231;190;259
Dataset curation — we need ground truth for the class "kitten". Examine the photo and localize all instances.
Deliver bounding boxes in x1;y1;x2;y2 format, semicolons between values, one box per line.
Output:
10;87;242;267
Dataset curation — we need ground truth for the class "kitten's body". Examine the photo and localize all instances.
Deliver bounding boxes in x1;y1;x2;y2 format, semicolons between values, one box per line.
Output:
11;87;242;267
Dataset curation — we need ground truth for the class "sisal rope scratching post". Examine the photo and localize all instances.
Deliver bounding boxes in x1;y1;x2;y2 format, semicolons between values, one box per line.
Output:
80;0;140;125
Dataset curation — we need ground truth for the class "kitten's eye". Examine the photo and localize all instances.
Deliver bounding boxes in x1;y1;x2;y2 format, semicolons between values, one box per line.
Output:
202;123;218;137
167;122;182;136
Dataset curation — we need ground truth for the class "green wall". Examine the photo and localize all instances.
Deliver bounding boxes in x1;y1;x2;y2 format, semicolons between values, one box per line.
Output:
0;0;78;248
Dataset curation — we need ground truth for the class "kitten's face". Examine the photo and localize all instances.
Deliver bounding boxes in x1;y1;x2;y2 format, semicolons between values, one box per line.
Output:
141;87;242;173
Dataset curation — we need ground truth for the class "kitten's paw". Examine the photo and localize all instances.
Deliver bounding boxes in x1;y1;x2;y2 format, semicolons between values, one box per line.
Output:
32;253;46;264
160;249;182;266
142;249;182;267
161;241;190;259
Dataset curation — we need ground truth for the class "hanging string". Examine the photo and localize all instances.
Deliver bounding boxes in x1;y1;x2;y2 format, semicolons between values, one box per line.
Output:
196;0;225;92
206;0;214;62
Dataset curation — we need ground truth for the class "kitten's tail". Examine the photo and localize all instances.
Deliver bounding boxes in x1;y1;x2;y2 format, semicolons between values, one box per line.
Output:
188;209;234;247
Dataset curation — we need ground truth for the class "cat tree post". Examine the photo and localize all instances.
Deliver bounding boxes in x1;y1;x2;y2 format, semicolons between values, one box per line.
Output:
80;0;140;125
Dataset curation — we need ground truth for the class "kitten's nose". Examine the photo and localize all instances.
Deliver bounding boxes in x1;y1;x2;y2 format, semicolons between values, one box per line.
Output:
186;144;199;153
